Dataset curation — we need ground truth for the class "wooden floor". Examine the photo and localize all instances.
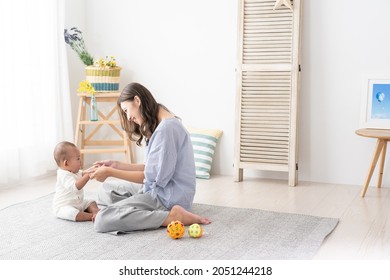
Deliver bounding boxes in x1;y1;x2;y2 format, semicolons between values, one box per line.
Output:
1;175;389;260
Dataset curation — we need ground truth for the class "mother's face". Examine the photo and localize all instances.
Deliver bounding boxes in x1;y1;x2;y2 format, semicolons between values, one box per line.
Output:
120;96;143;126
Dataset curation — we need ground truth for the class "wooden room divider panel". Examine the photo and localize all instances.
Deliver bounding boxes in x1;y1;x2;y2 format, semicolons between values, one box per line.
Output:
234;0;302;186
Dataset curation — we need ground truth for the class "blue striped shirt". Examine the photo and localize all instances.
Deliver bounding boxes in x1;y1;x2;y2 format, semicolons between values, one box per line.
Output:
143;118;196;210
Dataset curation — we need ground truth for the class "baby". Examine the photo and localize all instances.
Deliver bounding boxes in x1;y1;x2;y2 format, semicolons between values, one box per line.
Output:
53;141;99;222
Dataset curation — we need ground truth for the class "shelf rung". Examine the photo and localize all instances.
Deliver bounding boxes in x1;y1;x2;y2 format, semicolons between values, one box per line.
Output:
80;148;127;154
84;140;125;146
79;120;120;125
78;92;120;98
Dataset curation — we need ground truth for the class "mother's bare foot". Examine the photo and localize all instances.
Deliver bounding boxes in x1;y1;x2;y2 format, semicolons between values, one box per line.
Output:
162;205;211;226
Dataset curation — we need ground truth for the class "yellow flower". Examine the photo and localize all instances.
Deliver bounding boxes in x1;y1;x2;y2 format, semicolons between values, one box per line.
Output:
77;80;95;95
94;56;117;68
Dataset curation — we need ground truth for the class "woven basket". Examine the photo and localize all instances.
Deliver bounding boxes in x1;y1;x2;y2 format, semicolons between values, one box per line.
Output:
85;66;121;92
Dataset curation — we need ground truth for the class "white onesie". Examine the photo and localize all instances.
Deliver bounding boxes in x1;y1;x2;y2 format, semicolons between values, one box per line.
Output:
53;169;93;221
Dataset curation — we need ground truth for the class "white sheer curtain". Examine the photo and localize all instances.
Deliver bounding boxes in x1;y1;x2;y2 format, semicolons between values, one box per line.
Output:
0;0;73;188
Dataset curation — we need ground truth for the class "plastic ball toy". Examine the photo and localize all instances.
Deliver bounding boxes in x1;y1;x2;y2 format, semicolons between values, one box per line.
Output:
188;223;203;238
167;220;185;239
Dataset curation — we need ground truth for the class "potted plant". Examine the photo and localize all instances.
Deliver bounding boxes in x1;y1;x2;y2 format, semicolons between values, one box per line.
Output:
64;27;121;92
86;56;122;92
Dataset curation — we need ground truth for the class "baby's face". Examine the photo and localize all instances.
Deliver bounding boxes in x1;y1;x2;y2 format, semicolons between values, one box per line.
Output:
67;147;82;173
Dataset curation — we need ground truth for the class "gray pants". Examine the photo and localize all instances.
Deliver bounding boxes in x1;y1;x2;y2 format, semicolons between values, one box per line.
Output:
94;181;169;234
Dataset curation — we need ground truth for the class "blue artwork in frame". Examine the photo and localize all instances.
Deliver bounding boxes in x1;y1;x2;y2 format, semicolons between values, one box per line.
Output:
361;78;390;129
371;83;390;120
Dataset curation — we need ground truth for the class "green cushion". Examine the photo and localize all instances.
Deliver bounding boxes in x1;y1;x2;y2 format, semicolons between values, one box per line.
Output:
187;127;222;179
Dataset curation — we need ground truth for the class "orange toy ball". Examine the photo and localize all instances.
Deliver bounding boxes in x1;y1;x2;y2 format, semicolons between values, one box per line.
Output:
167;220;185;239
188;223;203;238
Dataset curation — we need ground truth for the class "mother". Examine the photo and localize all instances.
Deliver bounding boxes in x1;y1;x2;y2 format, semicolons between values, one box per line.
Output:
90;82;211;233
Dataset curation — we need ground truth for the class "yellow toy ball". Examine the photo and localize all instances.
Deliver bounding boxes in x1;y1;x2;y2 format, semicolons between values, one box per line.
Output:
167;220;185;239
188;223;203;238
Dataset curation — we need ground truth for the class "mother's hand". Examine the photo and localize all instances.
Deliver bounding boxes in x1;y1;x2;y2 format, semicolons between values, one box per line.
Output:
89;166;111;182
93;160;117;168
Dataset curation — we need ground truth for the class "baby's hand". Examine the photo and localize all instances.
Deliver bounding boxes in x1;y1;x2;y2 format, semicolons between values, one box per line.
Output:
89;166;110;182
83;165;99;175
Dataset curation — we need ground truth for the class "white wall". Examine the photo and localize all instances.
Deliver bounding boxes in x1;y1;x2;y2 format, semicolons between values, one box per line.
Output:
65;0;390;187
299;0;390;186
64;0;87;130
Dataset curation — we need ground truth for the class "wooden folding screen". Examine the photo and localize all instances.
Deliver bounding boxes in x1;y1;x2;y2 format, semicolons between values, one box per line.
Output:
234;0;302;186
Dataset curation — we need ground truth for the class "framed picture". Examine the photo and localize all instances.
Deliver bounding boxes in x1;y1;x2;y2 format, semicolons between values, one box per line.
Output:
360;78;390;129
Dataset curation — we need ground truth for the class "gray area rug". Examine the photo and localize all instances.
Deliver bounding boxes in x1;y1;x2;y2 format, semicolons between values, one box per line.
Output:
0;193;338;260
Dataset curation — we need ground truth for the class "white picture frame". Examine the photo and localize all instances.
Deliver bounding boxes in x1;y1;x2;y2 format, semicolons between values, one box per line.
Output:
360;78;390;129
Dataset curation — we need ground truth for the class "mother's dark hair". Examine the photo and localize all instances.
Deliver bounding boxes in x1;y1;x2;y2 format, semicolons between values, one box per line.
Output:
117;82;161;146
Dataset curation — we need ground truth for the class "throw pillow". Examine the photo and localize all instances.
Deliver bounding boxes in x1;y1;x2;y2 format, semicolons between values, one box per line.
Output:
186;126;223;179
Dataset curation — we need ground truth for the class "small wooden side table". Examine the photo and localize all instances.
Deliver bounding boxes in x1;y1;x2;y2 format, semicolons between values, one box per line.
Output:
356;128;390;197
74;92;133;167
